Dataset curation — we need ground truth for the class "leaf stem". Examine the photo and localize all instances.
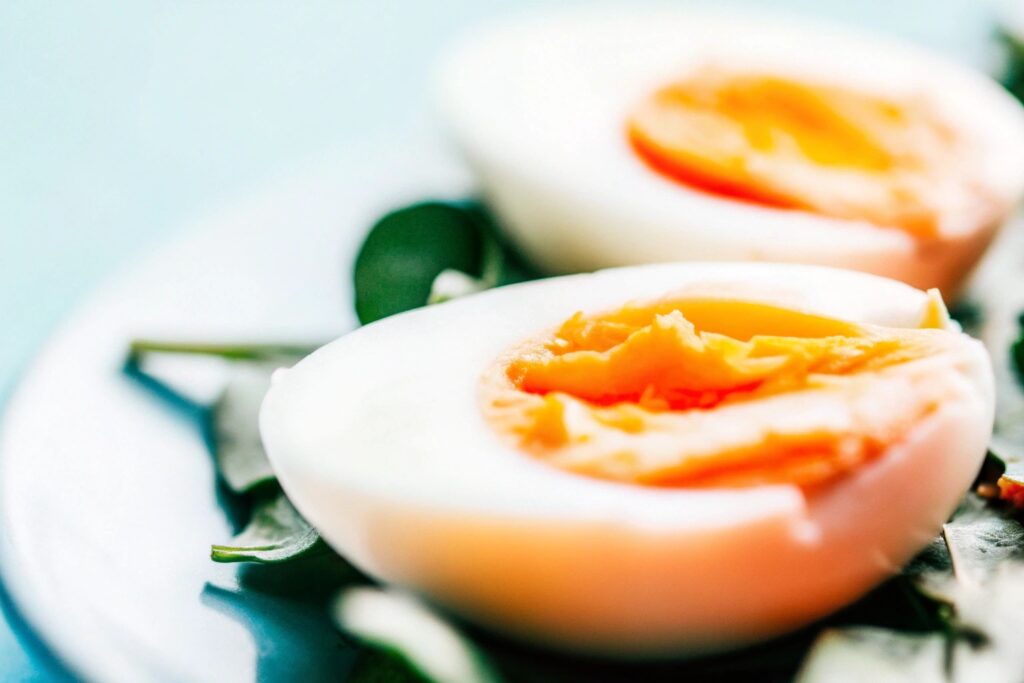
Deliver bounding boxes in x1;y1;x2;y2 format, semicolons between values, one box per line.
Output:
128;339;317;363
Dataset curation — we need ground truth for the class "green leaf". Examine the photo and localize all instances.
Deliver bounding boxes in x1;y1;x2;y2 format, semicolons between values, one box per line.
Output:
922;500;1024;680
127;340;308;493
127;339;328;565
354;202;490;324
348;650;431;683
912;495;1022;606
797;495;1024;682
209;363;278;493
211;489;323;564
333;587;502;683
326;555;993;683
321;508;1000;683
942;497;1024;586
1000;29;1024;103
1009;311;1024;387
913;500;1024;681
795;627;948;683
353;201;539;324
903;535;953;578
128;339;315;363
945;563;1024;681
948;299;983;335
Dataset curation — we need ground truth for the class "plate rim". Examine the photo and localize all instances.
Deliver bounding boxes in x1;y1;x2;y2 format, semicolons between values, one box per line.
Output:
0;135;468;682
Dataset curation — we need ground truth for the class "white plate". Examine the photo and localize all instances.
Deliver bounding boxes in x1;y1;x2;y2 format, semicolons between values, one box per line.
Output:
0;136;472;683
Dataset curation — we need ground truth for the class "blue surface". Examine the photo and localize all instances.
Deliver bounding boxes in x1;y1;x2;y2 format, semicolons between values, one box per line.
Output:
0;1;1003;680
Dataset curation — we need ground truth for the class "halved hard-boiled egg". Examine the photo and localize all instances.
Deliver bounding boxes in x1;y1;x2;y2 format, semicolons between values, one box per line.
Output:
437;7;1024;296
261;263;993;656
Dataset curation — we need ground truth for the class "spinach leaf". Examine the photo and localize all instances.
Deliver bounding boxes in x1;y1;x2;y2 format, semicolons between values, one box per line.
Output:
1000;29;1024;103
944;563;1024;681
941;496;1024;586
208;363;278;493
330;573;948;683
795;627;948;683
128;340;325;563
919;500;1024;680
1011;312;1024;386
205;361;329;564
353;201;539;324
347;650;431;683
129;341;309;494
212;489;324;564
948;299;983;334
333;587;502;683
795;493;1024;683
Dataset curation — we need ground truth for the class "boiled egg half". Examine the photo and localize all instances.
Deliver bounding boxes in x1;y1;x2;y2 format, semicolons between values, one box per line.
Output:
261;263;993;656
437;7;1024;296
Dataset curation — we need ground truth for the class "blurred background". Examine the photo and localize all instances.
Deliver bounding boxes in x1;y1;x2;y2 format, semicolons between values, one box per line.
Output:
0;0;1014;679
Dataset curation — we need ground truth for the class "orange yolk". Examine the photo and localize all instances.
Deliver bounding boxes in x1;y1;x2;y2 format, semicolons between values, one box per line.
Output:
481;295;954;491
626;68;966;237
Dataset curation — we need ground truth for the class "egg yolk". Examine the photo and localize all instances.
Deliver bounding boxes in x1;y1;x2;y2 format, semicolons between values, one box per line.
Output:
626;68;966;237
481;294;955;491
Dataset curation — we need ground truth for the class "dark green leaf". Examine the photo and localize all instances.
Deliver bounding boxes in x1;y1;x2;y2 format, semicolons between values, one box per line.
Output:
911;495;1021;606
332;583;844;683
353;201;540;324
1013;334;1024;388
354;202;491;324
973;449;1006;500
948;299;983;335
1000;29;1024;103
212;490;323;564
324;532;979;683
904;535;953;578
348;650;431;683
333;587;502;683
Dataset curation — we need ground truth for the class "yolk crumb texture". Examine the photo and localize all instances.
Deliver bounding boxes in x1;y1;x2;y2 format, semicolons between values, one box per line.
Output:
481;296;956;491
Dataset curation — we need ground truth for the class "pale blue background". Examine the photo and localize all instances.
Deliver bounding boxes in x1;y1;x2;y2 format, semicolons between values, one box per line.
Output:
0;1;1005;680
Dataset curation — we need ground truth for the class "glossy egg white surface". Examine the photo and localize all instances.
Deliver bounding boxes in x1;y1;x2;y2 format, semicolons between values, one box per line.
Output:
260;263;993;657
436;7;1024;296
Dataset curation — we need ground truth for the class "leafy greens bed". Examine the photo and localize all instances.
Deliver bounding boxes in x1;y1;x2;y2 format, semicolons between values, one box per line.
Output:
122;194;1024;683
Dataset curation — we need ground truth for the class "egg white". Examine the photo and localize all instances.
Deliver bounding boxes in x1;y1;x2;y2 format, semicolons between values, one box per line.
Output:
261;263;993;656
436;7;1024;295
